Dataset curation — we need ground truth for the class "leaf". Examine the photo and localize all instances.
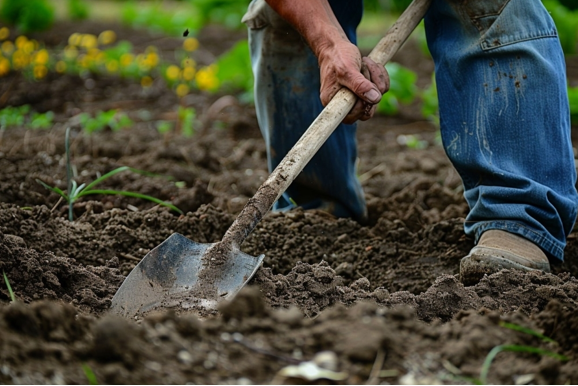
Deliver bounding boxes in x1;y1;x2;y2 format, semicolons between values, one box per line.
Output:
35;179;69;202
81;189;183;214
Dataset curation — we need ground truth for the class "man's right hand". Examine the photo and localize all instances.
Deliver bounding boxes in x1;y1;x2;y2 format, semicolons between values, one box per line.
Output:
317;39;389;124
265;0;389;124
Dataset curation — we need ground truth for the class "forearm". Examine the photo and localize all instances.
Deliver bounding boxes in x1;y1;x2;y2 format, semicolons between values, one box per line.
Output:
264;0;350;57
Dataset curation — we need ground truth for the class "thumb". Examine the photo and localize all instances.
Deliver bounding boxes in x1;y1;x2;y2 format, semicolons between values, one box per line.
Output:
344;71;382;104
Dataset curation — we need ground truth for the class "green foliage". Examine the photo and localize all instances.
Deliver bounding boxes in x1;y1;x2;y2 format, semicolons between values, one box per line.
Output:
377;62;417;115
37;128;182;220
79;110;133;134
3;271;15;302
68;0;89;21
421;76;439;125
121;1;203;36
0;0;54;33
188;0;248;30
0;105;30;128
0;105;54;130
214;40;253;94
82;363;98;385
178;106;196;137
569;86;578;124
542;0;578;55
156;120;173;135
29;111;55;130
558;0;578;10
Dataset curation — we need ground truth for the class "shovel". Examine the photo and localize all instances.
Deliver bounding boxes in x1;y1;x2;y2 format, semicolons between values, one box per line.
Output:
110;0;432;318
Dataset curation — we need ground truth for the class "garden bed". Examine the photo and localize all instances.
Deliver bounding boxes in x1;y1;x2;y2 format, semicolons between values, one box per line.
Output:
1;20;578;384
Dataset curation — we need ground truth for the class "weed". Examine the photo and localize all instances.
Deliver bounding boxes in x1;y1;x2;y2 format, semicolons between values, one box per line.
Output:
82;363;98;385
3;271;15;302
178;106;196;137
37;127;182;221
79;110;133;134
479;345;567;384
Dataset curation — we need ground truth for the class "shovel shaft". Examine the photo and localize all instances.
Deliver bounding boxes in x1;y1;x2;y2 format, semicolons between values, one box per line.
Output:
222;0;431;248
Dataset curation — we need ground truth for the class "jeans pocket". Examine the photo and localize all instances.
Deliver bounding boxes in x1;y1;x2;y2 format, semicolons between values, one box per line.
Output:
449;0;558;51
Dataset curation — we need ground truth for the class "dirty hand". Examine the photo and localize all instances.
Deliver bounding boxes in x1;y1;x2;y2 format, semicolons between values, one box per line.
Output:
317;40;389;124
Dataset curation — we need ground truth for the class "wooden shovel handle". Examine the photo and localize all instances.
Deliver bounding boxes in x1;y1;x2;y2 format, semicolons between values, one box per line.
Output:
222;0;432;248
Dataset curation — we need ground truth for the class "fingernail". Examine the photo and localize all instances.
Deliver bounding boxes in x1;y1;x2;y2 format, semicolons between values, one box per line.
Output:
365;89;380;103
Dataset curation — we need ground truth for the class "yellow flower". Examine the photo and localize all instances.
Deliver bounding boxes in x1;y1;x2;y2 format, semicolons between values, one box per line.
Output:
55;60;67;73
33;65;48;79
80;34;98;49
141;76;153;88
68;33;82;47
182;58;196;68
0;57;10;76
87;48;104;63
12;50;29;69
0;27;9;41
195;66;219;91
15;36;28;49
183;37;199;52
106;59;119;72
33;49;49;65
77;54;90;68
98;30;116;45
175;83;189;97
1;41;14;55
145;52;158;67
165;65;180;81
22;41;35;54
64;45;78;59
182;66;195;81
120;53;134;67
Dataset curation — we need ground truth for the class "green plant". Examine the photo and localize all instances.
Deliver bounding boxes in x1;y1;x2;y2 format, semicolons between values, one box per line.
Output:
377;62;417;115
82;363;98;385
37;128;182;221
479;345;567;384
477;321;568;384
542;0;578;55
0;0;54;33
156;120;173;135
214;40;253;96
79;110;133;134
68;0;89;21
178;106;196;137
3;271;15;302
29;111;54;130
421;76;439;125
569;86;578;124
0;105;30;128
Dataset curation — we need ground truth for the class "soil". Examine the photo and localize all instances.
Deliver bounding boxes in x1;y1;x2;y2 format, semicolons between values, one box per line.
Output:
1;19;578;384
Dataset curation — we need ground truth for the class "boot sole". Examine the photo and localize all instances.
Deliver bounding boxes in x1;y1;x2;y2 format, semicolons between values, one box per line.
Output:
460;246;550;286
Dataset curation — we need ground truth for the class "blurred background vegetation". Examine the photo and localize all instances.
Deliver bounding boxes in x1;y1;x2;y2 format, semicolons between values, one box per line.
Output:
0;0;576;130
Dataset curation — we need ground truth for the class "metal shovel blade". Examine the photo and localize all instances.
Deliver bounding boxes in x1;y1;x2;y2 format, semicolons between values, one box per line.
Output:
109;233;265;318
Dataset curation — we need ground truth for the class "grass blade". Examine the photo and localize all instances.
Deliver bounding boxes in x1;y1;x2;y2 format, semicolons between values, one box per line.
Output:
82;189;183;214
499;321;557;344
3;271;15;302
81;166;131;192
480;345;568;384
82;363;98;385
36;179;69;201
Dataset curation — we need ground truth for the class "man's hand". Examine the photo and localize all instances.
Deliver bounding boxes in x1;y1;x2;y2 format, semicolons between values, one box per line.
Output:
318;40;389;124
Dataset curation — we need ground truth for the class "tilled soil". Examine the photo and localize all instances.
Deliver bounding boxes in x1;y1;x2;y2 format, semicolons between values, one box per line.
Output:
1;20;578;384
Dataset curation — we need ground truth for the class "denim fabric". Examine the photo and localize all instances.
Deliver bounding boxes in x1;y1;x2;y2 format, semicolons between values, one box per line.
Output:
246;0;578;261
247;0;368;222
425;0;578;261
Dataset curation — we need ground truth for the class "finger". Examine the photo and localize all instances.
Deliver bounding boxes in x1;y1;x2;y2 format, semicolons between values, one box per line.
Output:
362;57;389;94
343;99;367;124
340;70;382;105
359;104;376;121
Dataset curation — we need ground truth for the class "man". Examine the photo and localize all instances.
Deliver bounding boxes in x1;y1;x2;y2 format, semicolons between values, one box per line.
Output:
243;0;578;284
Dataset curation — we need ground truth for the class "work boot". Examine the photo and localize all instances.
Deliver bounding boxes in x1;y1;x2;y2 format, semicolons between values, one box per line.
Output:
460;230;550;285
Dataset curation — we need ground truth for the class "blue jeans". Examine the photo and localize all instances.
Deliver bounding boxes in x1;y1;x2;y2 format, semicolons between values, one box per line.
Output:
246;0;578;261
